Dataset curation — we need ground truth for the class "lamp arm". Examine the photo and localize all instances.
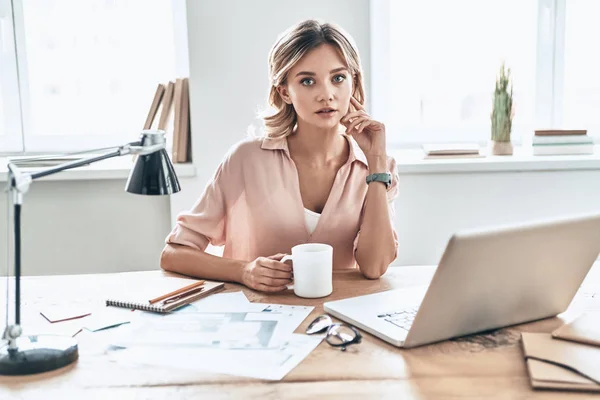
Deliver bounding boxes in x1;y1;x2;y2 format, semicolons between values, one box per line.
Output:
7;141;165;194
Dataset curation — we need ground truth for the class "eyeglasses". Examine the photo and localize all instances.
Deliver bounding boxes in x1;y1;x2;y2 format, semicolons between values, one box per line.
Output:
305;315;362;351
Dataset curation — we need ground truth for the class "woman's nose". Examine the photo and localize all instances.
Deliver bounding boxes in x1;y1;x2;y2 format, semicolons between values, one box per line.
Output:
317;83;335;102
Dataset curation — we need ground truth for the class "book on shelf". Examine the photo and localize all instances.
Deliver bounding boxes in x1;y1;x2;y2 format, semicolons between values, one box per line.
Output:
172;78;184;163
177;77;190;164
172;78;191;163
422;143;482;159
143;83;166;130
532;128;594;156
157;81;175;131
533;135;593;145
532;143;594;156
534;129;587;136
142;78;192;164
424;153;484;160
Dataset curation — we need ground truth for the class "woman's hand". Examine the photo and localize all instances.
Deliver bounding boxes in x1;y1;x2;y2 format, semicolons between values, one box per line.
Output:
340;97;387;163
241;253;293;292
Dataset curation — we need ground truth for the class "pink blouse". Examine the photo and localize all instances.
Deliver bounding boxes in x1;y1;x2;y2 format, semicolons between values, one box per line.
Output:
166;134;399;270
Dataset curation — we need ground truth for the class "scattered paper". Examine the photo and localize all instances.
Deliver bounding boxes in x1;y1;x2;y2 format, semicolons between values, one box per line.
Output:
110;333;323;381
250;304;314;346
111;311;278;349
104;292;318;380
176;291;265;313
40;307;92;323
83;311;131;332
29;306;131;337
26;318;85;337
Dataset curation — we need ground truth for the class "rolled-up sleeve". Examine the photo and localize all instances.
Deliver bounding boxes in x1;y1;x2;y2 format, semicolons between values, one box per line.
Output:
353;156;400;258
166;153;235;251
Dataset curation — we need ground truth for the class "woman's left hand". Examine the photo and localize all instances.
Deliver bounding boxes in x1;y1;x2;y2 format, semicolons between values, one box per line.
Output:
340;97;387;160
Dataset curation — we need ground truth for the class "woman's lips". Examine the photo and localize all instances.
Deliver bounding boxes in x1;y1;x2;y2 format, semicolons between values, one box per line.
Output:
316;110;337;118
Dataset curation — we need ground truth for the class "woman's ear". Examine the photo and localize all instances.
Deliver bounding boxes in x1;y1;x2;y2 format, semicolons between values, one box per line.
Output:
276;85;292;105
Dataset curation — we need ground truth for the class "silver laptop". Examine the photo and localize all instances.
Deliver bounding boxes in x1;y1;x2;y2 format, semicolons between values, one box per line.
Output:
324;213;600;348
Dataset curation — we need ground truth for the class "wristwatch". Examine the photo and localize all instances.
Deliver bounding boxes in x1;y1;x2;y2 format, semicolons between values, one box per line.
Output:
366;172;392;189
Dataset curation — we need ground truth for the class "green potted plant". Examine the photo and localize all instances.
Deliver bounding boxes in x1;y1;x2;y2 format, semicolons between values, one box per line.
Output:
491;63;514;155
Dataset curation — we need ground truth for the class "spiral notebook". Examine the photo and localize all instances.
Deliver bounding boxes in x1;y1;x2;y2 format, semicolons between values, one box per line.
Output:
106;278;225;313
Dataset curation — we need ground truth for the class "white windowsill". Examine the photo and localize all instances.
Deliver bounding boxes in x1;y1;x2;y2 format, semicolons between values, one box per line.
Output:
0;156;196;182
391;145;600;174
3;144;598;181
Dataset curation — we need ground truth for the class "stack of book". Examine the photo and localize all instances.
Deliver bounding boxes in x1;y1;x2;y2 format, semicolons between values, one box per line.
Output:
422;143;482;159
143;78;191;163
532;130;593;156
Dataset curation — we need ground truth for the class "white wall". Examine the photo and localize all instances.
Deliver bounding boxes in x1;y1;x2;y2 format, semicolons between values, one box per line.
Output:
0;180;171;276
394;170;600;265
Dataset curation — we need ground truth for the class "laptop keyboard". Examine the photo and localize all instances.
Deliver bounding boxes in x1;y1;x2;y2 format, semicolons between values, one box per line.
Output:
377;306;419;330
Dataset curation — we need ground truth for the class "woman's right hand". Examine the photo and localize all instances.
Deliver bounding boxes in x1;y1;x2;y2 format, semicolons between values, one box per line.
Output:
241;253;293;292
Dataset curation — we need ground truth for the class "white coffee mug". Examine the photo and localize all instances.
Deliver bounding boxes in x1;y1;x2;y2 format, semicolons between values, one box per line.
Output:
281;243;333;298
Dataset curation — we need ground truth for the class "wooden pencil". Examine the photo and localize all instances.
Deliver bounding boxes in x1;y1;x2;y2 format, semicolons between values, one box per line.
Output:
148;280;205;304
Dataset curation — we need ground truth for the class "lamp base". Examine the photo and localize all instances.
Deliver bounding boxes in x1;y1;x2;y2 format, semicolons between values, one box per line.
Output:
0;335;78;375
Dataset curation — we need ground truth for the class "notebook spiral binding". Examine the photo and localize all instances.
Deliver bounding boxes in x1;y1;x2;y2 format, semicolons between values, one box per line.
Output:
105;299;165;312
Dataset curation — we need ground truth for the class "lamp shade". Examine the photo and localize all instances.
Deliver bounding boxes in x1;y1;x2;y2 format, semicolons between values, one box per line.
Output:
125;148;181;195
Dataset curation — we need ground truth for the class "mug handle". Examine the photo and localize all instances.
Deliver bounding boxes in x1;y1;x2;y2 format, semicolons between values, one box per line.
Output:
281;255;293;265
281;255;294;289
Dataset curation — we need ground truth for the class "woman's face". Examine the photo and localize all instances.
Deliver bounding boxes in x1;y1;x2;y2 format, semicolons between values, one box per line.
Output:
279;44;353;130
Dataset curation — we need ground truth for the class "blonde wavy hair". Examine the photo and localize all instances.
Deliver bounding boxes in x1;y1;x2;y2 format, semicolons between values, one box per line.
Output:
262;20;365;139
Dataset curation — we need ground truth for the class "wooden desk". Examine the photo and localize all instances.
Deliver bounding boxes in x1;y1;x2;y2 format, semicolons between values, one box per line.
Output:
1;264;599;399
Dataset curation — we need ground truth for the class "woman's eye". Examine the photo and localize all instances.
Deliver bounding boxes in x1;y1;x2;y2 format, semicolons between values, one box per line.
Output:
300;78;315;86
333;74;346;83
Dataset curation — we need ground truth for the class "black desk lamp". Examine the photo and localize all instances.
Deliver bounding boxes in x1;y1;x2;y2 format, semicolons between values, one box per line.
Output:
0;129;181;375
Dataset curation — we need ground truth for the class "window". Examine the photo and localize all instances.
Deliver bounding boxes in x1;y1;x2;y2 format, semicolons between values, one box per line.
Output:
0;0;186;154
1;0;24;152
563;0;600;136
372;0;599;147
0;86;4;135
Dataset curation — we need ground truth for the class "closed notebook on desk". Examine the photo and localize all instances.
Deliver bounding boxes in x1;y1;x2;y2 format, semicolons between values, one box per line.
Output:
552;313;600;347
521;332;600;391
106;278;225;313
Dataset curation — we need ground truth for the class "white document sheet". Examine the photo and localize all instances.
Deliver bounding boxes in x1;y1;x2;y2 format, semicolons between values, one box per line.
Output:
177;291;266;313
248;304;314;346
110;333;323;381
111;311;279;349
112;304;313;350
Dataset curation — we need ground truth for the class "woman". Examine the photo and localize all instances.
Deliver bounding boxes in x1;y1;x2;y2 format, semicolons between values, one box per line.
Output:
160;20;399;292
